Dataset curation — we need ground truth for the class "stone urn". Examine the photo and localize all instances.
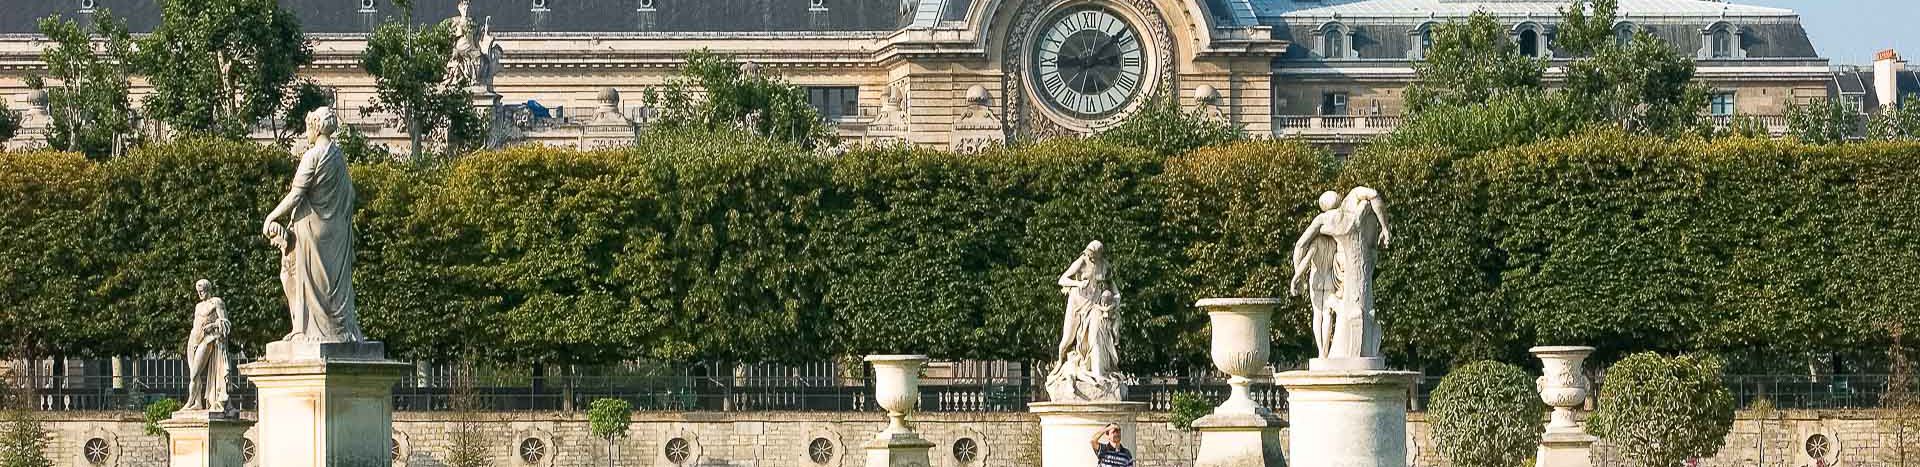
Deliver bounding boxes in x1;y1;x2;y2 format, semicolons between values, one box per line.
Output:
1530;346;1595;431
865;355;930;435
1196;298;1284;414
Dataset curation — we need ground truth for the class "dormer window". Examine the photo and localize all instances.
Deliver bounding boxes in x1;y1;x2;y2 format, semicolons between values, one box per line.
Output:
1700;22;1743;59
1409;22;1438;59
1512;22;1548;58
1519;29;1539;57
1317;21;1354;59
1613;22;1635;46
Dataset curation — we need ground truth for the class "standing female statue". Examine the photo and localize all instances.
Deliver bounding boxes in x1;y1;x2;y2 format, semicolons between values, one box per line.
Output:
1048;240;1127;401
182;279;231;413
262;107;364;343
1289;187;1392;369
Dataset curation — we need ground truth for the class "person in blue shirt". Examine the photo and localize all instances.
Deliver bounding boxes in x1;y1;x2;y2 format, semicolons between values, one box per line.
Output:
1089;423;1134;467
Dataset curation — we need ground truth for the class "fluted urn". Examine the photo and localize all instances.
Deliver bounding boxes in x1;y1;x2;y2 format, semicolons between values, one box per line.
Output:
1530;346;1595;431
1196;298;1284;415
865;354;930;435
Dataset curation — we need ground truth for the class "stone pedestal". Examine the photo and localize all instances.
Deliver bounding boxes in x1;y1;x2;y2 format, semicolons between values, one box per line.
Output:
1535;430;1596;467
1030;402;1146;467
1273;370;1420;467
157;413;253;467
864;432;934;467
1192;411;1286;467
238;341;410;467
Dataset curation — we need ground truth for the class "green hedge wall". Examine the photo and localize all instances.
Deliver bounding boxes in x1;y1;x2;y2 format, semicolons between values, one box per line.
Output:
3;131;1915;372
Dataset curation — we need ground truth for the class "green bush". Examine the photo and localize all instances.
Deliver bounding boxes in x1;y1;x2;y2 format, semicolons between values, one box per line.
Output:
588;398;632;439
1426;361;1542;467
0;151;98;359
1587;352;1736;467
1167;392;1212;431
0;409;52;467
143;398;181;436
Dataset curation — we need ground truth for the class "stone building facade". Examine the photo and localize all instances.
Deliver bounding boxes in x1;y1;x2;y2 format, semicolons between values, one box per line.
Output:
0;0;1833;152
36;409;1918;467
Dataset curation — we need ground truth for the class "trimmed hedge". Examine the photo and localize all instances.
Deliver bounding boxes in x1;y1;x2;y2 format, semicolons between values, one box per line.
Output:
3;130;1916;373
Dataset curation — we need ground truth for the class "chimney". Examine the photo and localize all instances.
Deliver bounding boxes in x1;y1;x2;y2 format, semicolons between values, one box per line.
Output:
1875;49;1905;109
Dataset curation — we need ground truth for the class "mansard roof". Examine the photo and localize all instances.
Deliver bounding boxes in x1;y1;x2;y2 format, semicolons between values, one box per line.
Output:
1251;0;1796;19
0;0;913;35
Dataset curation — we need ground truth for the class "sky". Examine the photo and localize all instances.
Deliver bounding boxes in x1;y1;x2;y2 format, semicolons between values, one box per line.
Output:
1740;0;1919;65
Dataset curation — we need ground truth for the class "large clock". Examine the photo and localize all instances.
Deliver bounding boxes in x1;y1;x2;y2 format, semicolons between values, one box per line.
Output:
1031;5;1147;121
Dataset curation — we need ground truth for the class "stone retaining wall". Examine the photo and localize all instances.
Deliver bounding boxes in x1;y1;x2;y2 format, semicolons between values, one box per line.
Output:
33;410;1914;466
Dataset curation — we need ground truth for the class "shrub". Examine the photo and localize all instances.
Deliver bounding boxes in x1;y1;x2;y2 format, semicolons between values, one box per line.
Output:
1095;93;1242;156
143;398;182;436
1587;352;1735;467
1426;361;1542;467
1167;392;1212;431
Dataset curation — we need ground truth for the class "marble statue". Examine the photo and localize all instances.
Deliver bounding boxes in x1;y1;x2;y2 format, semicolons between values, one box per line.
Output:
1047;240;1129;401
263;107;365;343
444;0;502;92
1289;187;1392;368
182;279;231;413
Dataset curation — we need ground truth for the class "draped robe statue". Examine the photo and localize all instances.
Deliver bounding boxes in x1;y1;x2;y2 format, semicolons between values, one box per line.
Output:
1290;187;1392;368
263;107;364;343
1047;240;1129;401
182;279;231;413
444;0;501;91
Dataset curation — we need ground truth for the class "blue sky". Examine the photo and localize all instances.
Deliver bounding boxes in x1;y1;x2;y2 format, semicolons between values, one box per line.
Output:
1740;0;1918;65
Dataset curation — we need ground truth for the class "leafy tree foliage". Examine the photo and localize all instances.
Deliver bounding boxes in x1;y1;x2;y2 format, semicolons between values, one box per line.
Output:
1785;98;1862;144
1588;352;1736;467
277;81;335;144
589;398;632;467
0;374;50;467
362;6;479;160
1427;361;1542;467
1869;99;1920;142
136;0;312;139
0;152;100;359
1403;12;1544;114
643;50;831;149
1094;92;1242;156
0;100;18;145
143;398;182;436
36;12;139;159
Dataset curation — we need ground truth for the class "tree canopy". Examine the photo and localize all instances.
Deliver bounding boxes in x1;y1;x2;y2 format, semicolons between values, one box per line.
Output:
642;50;832;149
35;11;139;159
136;0;313;139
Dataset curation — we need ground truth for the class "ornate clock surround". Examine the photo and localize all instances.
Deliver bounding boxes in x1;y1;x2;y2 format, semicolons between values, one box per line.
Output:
1003;0;1177;139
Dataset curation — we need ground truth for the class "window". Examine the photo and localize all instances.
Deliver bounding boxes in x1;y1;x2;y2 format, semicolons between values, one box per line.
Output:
1321;92;1349;116
1421;30;1433;52
1614;24;1635;46
664;438;693;465
806;86;860;121
1325;29;1346;58
1844;95;1865;113
1711;29;1734;58
1710;92;1735;116
1518;29;1540;57
807;438;835;465
518;438;547;464
952;438;980;463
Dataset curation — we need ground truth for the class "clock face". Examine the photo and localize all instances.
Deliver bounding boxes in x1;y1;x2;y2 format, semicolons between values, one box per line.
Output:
1032;6;1147;120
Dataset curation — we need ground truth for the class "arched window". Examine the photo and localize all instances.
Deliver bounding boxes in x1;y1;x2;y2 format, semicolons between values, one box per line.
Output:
1519;29;1540;57
1711;29;1733;58
1318;21;1351;59
1613;22;1636;46
1701;22;1741;59
1409;22;1438;59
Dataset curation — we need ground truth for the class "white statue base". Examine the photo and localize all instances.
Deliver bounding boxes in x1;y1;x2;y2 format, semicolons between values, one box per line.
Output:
1535;429;1596;467
1044;371;1130;402
1273;369;1419;467
1192;410;1286;467
238;340;411;467
157;412;253;467
1308;357;1387;371
864;432;933;467
1031;402;1146;467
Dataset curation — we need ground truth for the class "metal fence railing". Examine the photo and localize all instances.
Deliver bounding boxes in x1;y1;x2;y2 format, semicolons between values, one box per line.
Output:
8;359;1912;414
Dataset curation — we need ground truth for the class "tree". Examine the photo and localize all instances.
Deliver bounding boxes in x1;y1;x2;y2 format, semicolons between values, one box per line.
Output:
1426;361;1543;467
442;359;490;467
276;81;334;145
1555;0;1710;137
36;11;139;160
1869;99;1920;142
136;0;312;139
1785;98;1862;144
0;100;19;146
362;4;479;160
143;398;182;436
0;365;52;467
1881;324;1920;466
1587;352;1736;467
643;50;831;149
588;398;632;467
1403;12;1545;114
1094;92;1242;156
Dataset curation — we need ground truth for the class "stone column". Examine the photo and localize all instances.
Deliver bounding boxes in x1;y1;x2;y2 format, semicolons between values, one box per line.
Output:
158;413;253;467
1273;370;1420;467
864;355;933;467
1192;298;1287;467
1030;402;1146;467
238;341;410;467
1532;346;1597;467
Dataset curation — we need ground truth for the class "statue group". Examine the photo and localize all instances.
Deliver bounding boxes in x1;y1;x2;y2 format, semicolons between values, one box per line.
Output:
445;0;502;92
1290;187;1392;370
1047;240;1130;402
